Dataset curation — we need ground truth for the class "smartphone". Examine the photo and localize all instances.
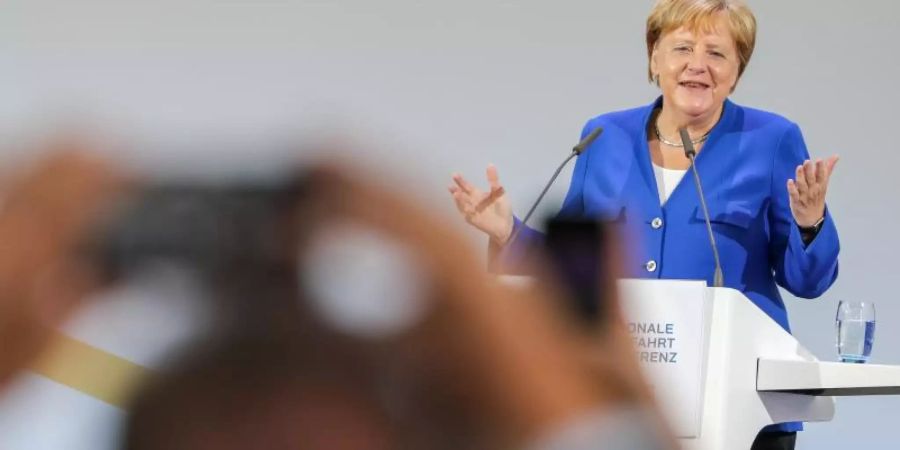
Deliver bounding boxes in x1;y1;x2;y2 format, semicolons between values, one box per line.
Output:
543;217;607;327
87;179;306;280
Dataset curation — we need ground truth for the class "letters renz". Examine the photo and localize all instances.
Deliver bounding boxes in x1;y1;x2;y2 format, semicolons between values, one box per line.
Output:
638;351;678;364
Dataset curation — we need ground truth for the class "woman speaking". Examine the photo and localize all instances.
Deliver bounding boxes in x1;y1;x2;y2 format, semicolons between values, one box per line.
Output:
448;1;840;449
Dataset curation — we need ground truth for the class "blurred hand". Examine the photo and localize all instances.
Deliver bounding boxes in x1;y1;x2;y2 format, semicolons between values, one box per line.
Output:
0;145;126;386
304;164;604;446
301;162;676;448
787;156;838;228
448;164;514;244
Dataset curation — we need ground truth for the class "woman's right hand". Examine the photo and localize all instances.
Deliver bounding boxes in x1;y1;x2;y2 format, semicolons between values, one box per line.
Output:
448;164;514;245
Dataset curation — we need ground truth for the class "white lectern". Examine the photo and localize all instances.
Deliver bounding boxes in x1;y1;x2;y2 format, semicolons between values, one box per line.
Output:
618;279;900;450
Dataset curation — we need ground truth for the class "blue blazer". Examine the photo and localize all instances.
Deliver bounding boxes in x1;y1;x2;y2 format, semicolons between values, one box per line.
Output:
504;96;839;330
501;97;840;432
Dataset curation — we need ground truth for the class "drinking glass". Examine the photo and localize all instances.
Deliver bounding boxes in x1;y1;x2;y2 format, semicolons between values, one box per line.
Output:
835;301;876;363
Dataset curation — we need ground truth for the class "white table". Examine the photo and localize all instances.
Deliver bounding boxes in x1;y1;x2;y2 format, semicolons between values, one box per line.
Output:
758;359;900;396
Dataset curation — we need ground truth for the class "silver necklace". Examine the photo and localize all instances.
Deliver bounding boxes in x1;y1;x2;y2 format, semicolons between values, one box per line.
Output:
654;122;710;148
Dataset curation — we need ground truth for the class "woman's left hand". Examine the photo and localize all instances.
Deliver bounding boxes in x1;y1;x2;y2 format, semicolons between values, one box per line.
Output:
787;156;839;228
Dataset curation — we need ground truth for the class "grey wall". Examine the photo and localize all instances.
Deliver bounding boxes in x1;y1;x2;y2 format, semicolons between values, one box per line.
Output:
0;1;898;448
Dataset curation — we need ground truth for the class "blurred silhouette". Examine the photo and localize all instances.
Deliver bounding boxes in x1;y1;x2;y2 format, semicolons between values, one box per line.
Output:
0;144;674;449
121;163;675;449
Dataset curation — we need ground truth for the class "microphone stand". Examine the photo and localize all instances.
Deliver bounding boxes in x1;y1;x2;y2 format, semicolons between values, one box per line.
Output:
679;128;724;287
505;127;604;246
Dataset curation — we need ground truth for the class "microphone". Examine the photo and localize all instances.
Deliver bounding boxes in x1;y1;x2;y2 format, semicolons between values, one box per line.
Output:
506;126;604;245
679;128;724;287
573;126;604;155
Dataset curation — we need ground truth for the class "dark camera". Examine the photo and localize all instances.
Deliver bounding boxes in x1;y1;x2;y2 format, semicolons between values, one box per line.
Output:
87;177;309;282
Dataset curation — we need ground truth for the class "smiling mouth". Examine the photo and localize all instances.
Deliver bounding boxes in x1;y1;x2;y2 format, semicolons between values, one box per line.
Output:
679;81;711;89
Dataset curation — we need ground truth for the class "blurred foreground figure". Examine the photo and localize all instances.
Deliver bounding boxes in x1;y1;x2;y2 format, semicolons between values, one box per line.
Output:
0;145;674;449
121;163;675;450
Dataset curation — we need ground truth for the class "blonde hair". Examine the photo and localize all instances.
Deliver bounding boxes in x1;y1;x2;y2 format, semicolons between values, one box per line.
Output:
646;0;757;81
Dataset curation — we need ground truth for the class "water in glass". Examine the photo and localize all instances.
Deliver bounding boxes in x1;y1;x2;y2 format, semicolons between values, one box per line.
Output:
836;301;876;363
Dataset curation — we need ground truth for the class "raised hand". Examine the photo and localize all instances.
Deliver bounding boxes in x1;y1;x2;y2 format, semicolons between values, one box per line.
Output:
448;164;514;244
0;146;126;385
787;156;839;228
296;162;667;449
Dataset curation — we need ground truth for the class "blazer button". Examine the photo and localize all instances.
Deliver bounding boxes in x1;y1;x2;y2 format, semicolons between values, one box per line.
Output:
651;217;663;229
645;260;657;272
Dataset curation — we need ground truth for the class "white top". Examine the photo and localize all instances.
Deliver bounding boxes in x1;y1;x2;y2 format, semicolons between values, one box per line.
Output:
652;162;688;205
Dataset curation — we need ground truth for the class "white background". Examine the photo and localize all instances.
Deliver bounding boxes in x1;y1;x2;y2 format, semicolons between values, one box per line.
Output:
0;1;898;448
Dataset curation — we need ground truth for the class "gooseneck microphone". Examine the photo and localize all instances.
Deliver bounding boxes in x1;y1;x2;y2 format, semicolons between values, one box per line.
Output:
505;126;604;245
679;128;724;287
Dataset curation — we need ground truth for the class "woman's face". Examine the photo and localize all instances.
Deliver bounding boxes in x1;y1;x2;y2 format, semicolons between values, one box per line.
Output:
651;13;740;120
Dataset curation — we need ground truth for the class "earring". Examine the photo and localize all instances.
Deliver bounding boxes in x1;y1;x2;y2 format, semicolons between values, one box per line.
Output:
653;74;660;86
